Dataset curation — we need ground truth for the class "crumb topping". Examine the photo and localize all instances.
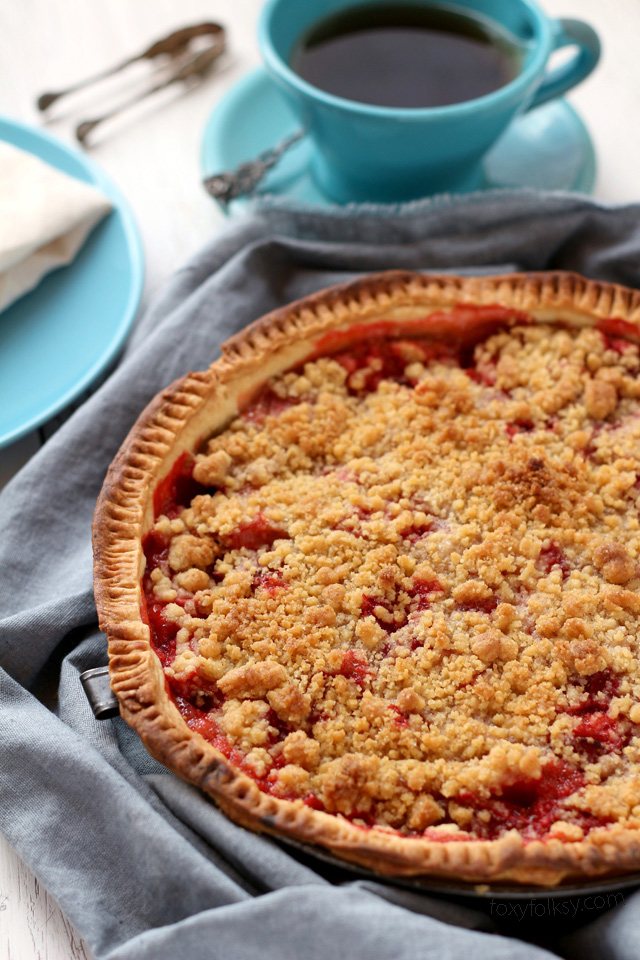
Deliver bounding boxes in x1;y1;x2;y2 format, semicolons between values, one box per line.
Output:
142;321;640;841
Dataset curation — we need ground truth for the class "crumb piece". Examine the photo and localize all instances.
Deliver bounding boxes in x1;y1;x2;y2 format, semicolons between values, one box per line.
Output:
548;821;584;841
193;450;232;486
175;568;210;592
407;795;443;831
273;764;310;798
267;682;311;724
536;616;559;638
593;542;635;585
472;630;503;663
396;688;425;714
168;534;215;572
584;379;617;419
556;637;608;676
321;754;379;815
217;661;287;698
283;730;320;769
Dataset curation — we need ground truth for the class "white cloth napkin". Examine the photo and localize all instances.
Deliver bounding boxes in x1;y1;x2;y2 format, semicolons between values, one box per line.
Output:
0;140;112;312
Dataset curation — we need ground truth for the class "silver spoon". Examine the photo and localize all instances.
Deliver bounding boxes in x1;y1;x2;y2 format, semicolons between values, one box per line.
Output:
203;129;305;205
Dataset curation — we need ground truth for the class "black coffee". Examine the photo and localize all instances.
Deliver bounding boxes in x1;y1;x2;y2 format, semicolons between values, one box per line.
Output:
290;3;522;109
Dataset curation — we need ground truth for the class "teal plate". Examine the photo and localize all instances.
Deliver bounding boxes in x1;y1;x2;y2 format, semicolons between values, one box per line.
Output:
0;117;143;449
202;67;596;213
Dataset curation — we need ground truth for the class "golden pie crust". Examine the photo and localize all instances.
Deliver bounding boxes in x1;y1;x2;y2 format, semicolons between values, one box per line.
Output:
93;270;640;887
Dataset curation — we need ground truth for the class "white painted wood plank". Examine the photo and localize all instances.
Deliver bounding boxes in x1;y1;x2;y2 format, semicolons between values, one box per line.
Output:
0;833;93;959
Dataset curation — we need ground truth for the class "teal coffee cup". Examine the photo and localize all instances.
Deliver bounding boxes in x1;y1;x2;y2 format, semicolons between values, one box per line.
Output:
258;0;600;202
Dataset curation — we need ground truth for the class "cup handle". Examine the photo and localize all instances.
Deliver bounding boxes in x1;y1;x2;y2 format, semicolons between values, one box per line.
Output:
526;18;601;112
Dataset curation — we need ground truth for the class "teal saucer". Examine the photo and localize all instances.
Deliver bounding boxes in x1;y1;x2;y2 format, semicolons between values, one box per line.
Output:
202;67;596;212
0;117;143;449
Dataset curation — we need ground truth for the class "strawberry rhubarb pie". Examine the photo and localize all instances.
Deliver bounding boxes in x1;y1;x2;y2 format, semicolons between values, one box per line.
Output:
94;271;640;885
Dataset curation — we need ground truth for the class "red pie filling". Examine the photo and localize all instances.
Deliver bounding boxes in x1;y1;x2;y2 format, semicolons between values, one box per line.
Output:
140;312;640;842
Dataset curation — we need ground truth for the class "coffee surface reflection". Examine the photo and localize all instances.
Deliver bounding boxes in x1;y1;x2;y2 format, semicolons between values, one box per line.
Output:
290;2;523;109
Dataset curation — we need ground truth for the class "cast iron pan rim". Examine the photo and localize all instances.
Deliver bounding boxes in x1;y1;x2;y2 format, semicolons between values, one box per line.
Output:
276;834;640;901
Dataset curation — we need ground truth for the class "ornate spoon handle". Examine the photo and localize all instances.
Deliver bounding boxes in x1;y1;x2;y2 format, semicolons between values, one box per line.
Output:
203;129;305;205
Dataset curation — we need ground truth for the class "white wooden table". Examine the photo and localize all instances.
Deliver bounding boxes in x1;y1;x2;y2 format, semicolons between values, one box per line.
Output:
1;0;639;955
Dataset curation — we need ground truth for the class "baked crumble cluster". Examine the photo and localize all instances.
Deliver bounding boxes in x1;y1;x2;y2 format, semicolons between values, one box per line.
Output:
143;321;640;842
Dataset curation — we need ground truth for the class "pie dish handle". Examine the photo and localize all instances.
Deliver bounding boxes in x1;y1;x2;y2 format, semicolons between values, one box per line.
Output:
527;18;601;111
80;666;120;719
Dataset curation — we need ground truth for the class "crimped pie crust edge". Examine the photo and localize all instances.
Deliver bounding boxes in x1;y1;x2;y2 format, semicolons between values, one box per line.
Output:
93;270;640;886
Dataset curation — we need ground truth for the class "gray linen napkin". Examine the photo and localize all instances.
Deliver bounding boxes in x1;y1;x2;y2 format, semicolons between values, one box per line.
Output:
2;190;640;960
